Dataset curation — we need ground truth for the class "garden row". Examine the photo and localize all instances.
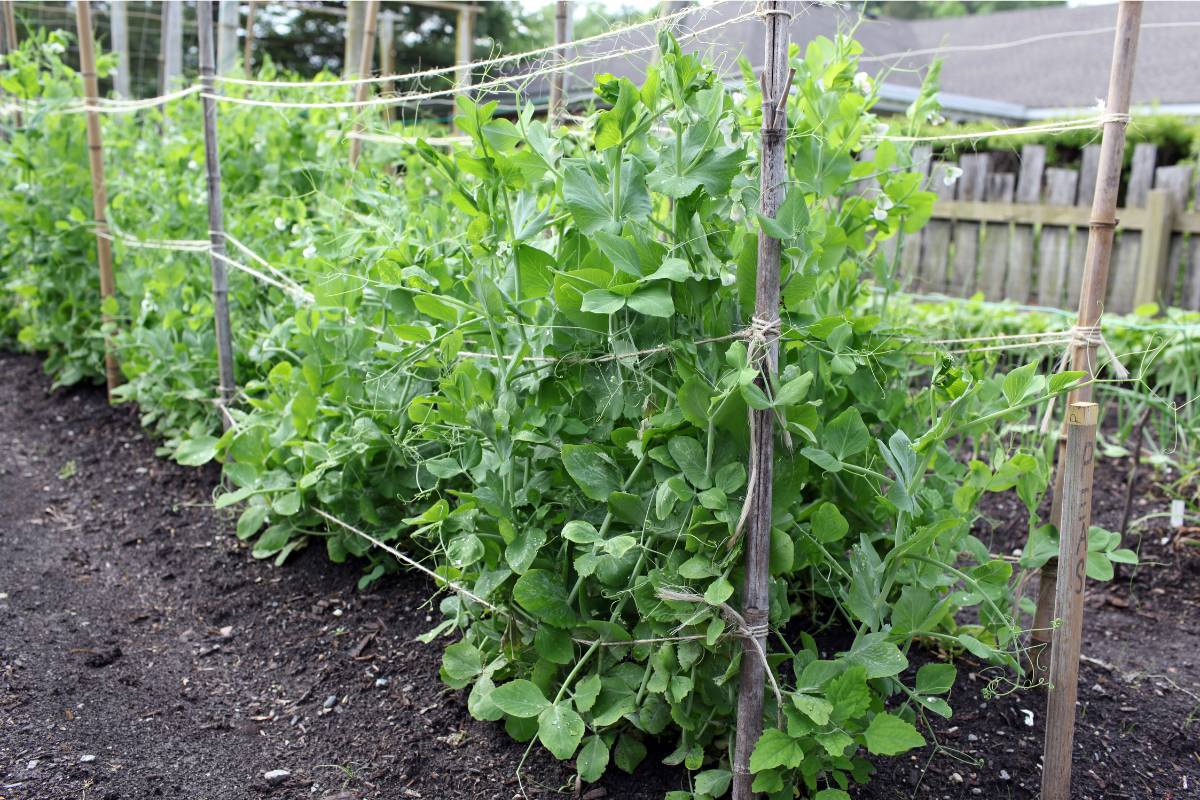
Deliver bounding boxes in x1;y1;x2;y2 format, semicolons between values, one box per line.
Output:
0;24;1143;799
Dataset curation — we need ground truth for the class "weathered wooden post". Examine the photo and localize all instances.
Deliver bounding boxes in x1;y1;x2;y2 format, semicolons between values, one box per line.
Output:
455;5;476;94
1041;402;1100;800
548;1;572;126
1132;187;1175;309
197;0;237;420
348;0;381;169
732;3;789;798
1031;0;1142;685
74;0;121;400
2;0;21;128
243;0;257;73
344;1;365;78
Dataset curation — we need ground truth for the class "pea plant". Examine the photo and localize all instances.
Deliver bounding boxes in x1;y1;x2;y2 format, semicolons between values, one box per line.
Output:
0;28;1100;799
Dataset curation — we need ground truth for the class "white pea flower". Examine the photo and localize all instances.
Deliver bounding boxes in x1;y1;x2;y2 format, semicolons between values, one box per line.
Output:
853;72;872;94
873;193;894;221
302;245;317;259
274;217;287;231
926;111;946;126
187;159;198;171
730;202;745;222
942;165;963;186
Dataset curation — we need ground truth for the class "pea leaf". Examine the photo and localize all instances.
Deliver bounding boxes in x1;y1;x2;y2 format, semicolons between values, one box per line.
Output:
537;702;585;760
576;734;609;783
748;729;804;771
512;569;575;627
864;712;926;756
561;444;623;501
491;679;550;718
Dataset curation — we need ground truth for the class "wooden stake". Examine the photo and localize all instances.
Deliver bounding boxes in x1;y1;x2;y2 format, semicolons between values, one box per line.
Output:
74;0;120;400
548;1;572;126
348;0;381;169
1041;401;1100;800
1031;0;1142;684
732;4;789;798
243;0;257;74
197;0;237;420
454;5;475;94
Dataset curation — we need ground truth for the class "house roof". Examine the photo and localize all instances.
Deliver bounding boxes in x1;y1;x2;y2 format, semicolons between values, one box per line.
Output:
507;1;1200;121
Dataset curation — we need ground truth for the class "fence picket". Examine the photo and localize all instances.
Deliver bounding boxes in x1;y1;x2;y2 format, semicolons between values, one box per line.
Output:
1066;144;1101;308
921;162;956;293
1005;144;1046;302
1187;172;1200;310
1036;168;1080;307
979;171;1015;300
898;146;932;287
948;153;989;295
1108;142;1157;312
1153;165;1193;306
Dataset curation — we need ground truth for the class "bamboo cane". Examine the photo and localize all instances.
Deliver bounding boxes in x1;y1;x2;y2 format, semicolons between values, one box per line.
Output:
348;0;381;169
1041;402;1100;800
74;0;120;400
1030;0;1143;685
243;1;257;74
197;0;237;420
732;3;789;798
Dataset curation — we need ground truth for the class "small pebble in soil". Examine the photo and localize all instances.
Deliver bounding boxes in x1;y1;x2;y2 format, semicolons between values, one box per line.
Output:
263;769;290;785
79;754;96;763
26;760;38;770
1000;769;1011;781
323;695;337;709
375;677;389;688
967;733;978;742
950;773;963;784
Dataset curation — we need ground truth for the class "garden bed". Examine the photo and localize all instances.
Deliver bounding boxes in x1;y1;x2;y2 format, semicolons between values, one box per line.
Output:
1;348;1196;800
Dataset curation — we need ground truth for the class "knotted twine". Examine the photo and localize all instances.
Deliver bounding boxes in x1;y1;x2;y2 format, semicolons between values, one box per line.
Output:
657;587;784;727
1039;324;1130;433
732;315;784;549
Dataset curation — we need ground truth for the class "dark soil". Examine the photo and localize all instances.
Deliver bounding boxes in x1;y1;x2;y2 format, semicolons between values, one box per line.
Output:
1;349;1198;800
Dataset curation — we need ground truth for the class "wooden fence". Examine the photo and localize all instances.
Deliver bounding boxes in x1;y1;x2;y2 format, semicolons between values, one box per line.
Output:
889;143;1200;313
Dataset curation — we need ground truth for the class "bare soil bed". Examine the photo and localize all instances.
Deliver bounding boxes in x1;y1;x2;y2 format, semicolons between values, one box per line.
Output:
1;350;1197;799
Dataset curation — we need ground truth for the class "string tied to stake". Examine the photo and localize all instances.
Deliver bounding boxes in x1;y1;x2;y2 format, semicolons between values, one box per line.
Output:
1040;324;1130;434
656;588;783;727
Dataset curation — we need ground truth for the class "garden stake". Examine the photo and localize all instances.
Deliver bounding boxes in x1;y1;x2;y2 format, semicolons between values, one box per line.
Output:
1031;0;1142;684
243;1;257;74
548;1;573;127
74;0;120;400
1041;401;1100;800
348;0;381;169
732;3;789;798
198;0;238;421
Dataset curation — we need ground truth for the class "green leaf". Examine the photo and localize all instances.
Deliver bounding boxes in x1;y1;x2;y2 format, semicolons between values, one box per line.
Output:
576;735;609;783
561;444;623;501
442;640;483;682
562;520;601;544
491;679;550;718
512;569;575;627
824;407;870;461
668;436;710;490
537;703;585;760
748;729;804;772
626;284;675;317
915;663;956;695
775;371;814;407
846;632;908;679
236;505;268;541
864;712;926;756
175;436;218;466
581;289;627;315
811;502;849;542
535;626;574;665
573;673;601;712
694;768;732;797
272;490;301;516
792;693;833;725
815;790;852;800
704;576;734;605
1002;361;1041;406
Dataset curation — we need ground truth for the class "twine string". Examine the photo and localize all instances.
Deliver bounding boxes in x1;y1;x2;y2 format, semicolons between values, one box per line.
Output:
731;315;782;549
657;587;783;726
1039;324;1130;433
